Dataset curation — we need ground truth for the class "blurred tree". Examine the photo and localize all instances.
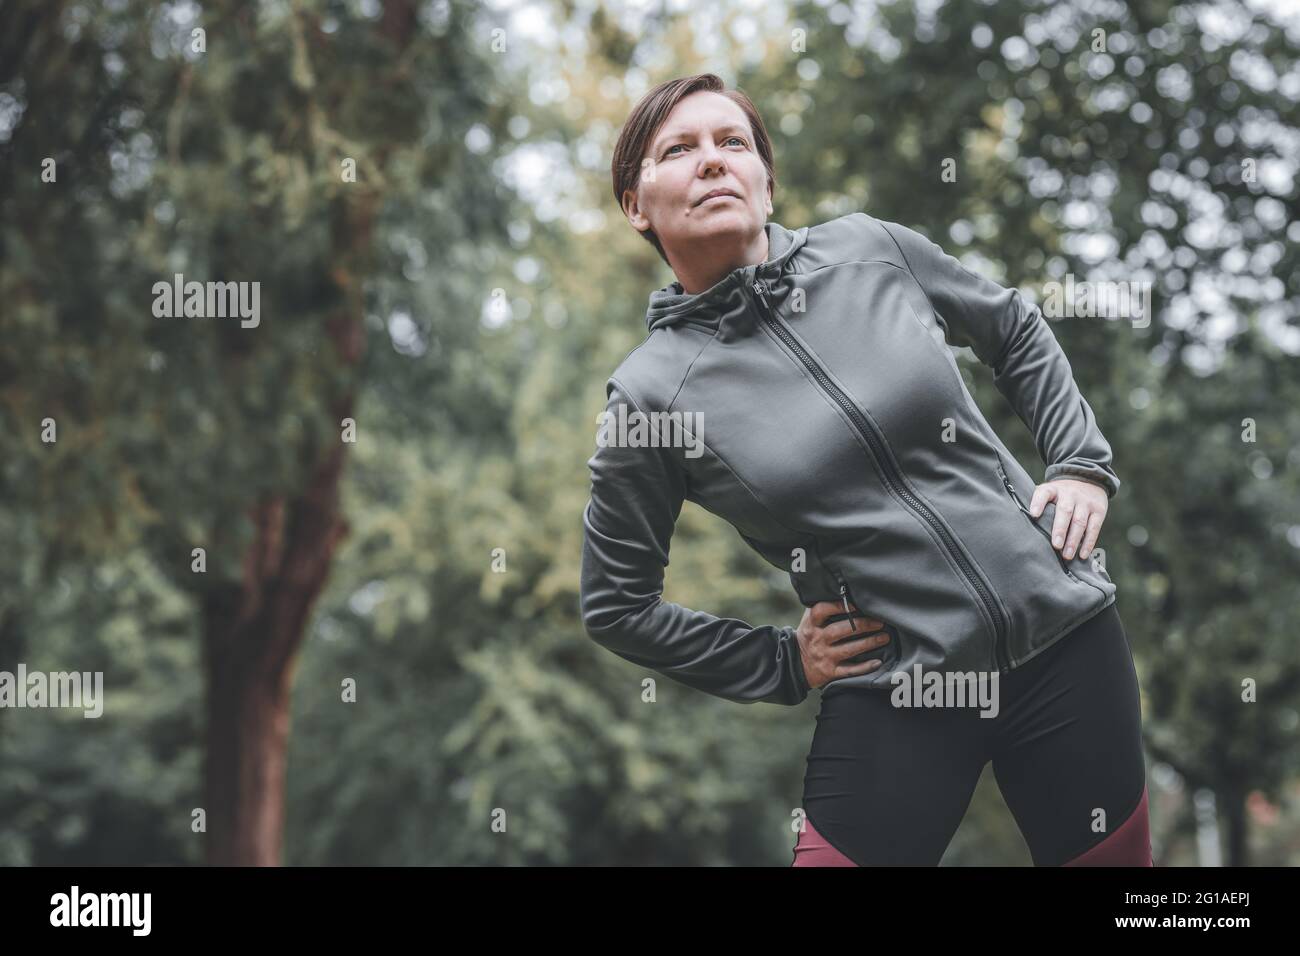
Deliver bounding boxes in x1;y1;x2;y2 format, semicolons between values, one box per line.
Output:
0;0;518;863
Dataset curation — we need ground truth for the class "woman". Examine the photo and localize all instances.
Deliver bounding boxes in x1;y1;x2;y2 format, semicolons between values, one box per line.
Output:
580;73;1151;866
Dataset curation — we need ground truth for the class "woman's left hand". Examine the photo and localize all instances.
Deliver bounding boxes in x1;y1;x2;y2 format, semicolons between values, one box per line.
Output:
1029;478;1109;561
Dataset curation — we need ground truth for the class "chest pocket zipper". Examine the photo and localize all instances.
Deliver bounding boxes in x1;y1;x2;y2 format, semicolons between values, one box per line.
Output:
996;462;1080;583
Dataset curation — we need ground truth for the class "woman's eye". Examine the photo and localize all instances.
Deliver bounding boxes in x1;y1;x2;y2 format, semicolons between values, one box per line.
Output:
665;137;745;157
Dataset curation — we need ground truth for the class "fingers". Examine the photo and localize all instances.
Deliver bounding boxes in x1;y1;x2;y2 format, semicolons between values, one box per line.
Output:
1079;510;1104;561
813;599;884;634
836;657;886;677
1032;479;1110;559
813;599;855;628
800;606;893;683
828;614;885;641
1049;493;1103;560
830;629;892;678
1029;481;1056;519
1050;494;1074;552
1062;500;1093;559
834;629;891;657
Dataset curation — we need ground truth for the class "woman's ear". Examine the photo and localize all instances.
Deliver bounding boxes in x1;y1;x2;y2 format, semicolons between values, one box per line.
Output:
622;190;650;232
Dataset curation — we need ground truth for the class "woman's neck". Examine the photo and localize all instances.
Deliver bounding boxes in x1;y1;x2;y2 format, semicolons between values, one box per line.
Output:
670;226;770;295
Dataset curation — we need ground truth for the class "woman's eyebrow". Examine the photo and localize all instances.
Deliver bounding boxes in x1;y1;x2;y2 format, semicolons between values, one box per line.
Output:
653;123;749;153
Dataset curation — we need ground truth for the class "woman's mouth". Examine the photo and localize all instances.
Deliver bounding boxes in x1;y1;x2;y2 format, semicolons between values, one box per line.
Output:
697;192;739;206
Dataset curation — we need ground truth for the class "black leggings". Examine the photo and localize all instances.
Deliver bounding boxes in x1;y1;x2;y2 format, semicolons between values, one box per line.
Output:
793;601;1151;866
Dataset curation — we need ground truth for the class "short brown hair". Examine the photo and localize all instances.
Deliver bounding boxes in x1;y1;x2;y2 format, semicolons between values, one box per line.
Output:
611;73;778;266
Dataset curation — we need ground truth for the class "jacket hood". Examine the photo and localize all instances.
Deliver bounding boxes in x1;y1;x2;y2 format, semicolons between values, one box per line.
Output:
644;220;809;333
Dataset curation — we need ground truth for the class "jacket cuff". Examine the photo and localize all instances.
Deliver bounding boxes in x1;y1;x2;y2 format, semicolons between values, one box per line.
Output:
1043;463;1120;499
780;625;812;704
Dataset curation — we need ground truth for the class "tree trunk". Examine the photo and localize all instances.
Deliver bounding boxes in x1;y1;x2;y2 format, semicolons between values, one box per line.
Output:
202;443;351;866
200;197;372;865
202;624;294;866
198;0;412;868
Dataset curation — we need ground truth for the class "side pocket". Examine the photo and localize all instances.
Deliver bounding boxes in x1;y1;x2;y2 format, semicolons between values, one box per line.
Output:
994;460;1080;583
827;567;901;670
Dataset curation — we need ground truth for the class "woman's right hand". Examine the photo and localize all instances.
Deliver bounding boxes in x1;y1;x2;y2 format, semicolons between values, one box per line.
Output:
795;601;891;689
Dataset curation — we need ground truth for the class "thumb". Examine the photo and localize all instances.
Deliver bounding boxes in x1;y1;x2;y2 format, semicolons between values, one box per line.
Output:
1029;482;1056;518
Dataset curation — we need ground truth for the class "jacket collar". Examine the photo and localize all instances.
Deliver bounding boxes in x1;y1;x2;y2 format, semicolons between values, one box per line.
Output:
644;220;808;332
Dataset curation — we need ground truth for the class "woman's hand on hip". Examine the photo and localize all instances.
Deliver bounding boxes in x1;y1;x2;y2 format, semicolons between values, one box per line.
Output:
1030;477;1109;561
795;601;891;690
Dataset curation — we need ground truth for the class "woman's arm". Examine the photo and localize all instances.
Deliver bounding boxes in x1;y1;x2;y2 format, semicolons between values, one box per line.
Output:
875;216;1121;499
579;377;811;706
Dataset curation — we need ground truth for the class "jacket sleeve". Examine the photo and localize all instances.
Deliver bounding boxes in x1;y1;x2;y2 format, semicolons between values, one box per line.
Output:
579;377;811;706
877;216;1121;498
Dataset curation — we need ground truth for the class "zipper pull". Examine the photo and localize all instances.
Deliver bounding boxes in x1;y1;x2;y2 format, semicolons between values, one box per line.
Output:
839;582;853;621
1002;472;1028;512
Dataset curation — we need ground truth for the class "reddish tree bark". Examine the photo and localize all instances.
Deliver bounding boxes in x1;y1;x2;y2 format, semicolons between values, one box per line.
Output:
199;0;415;870
202;444;350;866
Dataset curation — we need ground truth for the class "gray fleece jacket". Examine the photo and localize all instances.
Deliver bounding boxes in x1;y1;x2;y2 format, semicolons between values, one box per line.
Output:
580;212;1119;705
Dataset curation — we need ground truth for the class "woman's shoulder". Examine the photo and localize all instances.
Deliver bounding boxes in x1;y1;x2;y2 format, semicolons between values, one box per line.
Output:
601;332;704;416
799;212;915;270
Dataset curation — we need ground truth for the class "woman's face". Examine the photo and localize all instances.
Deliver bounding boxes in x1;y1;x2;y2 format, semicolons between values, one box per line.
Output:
623;90;773;266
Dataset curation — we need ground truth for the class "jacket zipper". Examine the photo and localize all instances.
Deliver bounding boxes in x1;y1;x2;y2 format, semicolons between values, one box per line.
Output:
997;464;1080;582
833;570;896;668
751;278;1009;673
834;575;857;624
